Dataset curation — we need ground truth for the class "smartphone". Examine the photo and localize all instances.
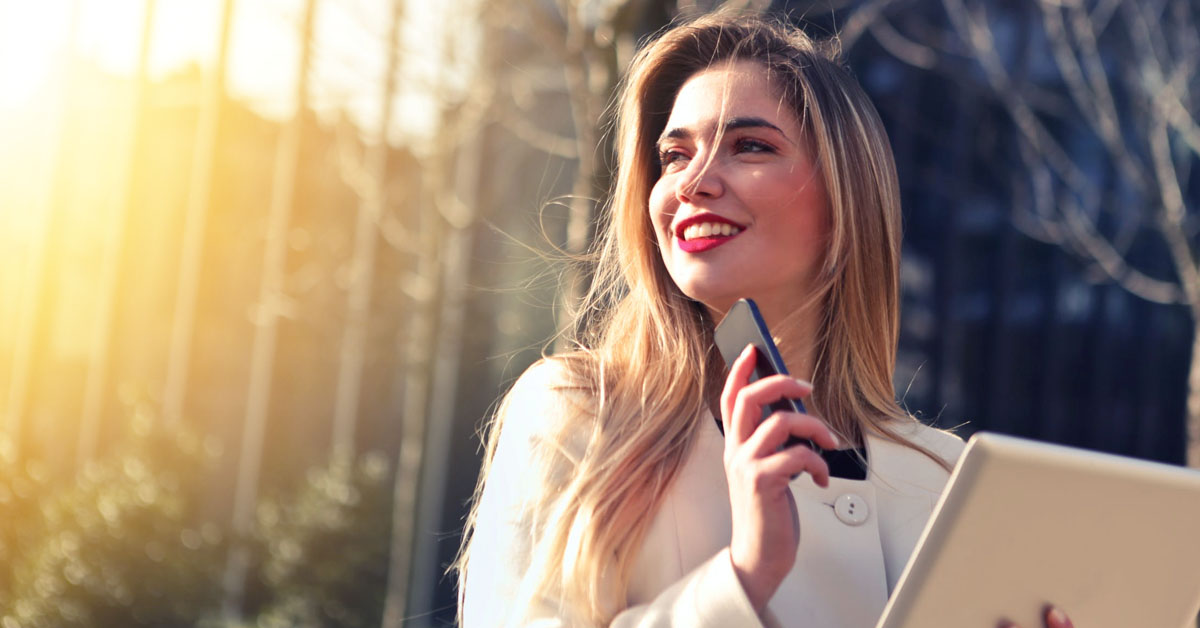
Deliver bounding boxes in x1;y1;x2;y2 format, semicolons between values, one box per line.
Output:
713;298;819;452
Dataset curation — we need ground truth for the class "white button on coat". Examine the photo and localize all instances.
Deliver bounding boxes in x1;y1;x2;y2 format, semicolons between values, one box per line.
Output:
834;493;870;526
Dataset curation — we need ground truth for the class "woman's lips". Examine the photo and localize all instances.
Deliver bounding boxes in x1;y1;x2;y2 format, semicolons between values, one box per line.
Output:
677;235;736;253
673;215;744;253
676;229;741;253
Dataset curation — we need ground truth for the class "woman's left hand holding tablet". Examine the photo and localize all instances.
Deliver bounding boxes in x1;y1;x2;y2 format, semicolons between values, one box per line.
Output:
720;344;840;616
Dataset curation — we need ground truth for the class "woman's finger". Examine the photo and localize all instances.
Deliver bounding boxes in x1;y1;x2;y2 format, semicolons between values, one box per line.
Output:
1043;606;1073;628
730;375;813;442
720;344;758;443
757;443;831;488
735;374;814;414
995;605;1073;628
744;412;839;458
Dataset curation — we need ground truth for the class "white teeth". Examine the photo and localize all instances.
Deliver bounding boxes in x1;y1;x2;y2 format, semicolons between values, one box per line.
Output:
681;222;741;240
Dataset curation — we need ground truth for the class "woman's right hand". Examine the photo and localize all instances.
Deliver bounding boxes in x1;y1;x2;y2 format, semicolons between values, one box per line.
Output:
720;344;841;615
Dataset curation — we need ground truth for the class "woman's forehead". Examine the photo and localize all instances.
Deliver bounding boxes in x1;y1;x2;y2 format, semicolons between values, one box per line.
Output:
662;61;799;137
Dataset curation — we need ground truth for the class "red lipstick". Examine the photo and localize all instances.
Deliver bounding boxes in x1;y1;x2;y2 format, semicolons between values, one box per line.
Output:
673;213;744;253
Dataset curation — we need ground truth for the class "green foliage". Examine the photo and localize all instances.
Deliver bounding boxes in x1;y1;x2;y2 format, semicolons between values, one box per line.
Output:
0;439;51;612
0;412;396;628
248;451;393;628
1;414;225;627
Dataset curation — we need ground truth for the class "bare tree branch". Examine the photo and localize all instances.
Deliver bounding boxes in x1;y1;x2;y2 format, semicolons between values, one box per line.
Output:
1061;189;1186;304
868;16;939;69
494;101;579;158
1040;2;1146;191
943;0;1102;206
841;0;896;51
933;0;1200;463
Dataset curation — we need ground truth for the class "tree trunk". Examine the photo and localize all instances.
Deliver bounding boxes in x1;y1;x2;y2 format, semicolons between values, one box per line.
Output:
163;0;236;426
220;0;317;618
78;0;157;464
554;4;602;349
380;130;445;628
403;120;484;625
331;0;404;460
3;0;82;456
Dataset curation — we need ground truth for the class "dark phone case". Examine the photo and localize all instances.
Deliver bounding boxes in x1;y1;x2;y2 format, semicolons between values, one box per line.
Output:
714;299;819;452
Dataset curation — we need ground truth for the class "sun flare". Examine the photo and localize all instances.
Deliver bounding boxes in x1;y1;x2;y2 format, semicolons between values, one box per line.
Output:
0;2;72;109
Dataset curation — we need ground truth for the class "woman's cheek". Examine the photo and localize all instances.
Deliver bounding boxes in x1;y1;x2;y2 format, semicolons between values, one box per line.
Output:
648;183;674;243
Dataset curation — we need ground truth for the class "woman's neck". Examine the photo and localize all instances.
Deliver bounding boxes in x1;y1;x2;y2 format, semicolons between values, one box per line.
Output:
705;295;820;380
752;296;820;383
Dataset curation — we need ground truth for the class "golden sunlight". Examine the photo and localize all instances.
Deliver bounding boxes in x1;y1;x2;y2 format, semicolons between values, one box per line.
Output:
0;2;72;109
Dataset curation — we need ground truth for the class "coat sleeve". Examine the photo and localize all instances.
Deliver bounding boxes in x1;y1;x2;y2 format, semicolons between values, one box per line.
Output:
461;360;765;628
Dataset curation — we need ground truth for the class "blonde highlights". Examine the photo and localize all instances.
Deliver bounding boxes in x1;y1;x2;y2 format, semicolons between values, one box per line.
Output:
457;11;947;626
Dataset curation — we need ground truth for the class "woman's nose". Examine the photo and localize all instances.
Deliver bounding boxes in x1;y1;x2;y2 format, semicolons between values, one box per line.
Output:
675;158;724;203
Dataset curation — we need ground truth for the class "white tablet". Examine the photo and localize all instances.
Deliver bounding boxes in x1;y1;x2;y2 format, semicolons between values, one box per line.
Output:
876;432;1200;628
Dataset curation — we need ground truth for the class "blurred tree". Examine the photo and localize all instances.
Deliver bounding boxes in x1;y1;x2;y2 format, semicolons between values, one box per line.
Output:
383;35;489;628
247;452;392;628
0;412;224;627
4;0;83;465
78;0;157;464
224;0;321;618
330;0;406;462
875;0;1200;464
163;0;237;428
486;0;684;344
0;438;50;612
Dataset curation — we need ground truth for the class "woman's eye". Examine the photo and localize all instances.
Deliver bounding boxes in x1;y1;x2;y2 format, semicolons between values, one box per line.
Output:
658;149;688;168
734;138;774;154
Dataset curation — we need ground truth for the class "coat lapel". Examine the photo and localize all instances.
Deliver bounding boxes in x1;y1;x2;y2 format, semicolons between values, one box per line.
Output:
627;414;962;628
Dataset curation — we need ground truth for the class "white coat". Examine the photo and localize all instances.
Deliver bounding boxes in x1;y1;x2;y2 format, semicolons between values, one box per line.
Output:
463;360;966;628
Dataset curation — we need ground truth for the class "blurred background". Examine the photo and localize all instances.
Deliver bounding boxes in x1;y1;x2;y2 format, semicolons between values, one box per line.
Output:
0;0;1196;625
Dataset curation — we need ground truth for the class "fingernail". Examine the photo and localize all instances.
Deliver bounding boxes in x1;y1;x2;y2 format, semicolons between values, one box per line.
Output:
794;378;812;389
1046;606;1070;627
741;344;754;356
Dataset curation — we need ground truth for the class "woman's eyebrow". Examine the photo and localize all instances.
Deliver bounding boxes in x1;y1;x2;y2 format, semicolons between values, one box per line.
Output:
657;126;691;145
725;116;789;140
657;116;790;146
720;115;787;142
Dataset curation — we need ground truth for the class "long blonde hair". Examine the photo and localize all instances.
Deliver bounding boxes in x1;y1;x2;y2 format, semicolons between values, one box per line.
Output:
457;11;945;625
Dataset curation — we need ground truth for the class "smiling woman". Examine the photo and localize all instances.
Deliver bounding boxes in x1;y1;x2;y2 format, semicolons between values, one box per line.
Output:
451;11;1080;628
455;11;962;628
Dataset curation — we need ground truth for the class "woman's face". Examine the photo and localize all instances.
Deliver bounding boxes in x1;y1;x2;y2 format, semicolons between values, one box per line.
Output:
648;61;830;320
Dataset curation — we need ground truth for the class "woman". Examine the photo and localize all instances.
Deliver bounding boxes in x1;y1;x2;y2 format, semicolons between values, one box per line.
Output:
456;12;1071;628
